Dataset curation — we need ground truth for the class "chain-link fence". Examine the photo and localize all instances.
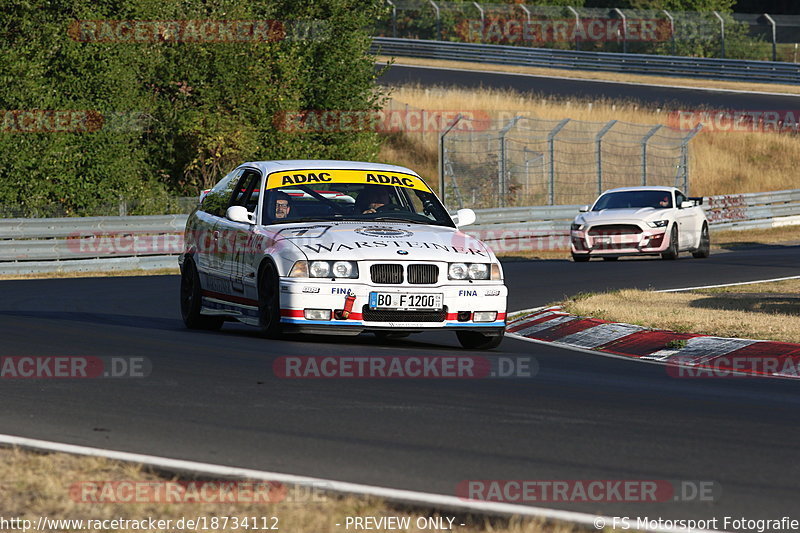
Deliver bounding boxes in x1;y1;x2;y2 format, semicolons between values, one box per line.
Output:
376;1;800;61
440;115;701;209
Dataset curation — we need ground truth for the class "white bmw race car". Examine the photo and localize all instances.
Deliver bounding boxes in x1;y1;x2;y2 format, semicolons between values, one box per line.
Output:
179;160;508;349
570;186;710;262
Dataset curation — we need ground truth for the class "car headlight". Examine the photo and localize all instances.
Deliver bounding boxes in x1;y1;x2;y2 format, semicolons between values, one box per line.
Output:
570;222;582;231
449;263;492;280
305;260;358;279
647;220;669;228
288;261;309;278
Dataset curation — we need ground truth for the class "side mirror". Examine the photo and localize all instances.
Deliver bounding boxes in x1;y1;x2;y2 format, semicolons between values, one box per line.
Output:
578;205;590;213
226;205;255;224
454;208;476;228
680;200;693;209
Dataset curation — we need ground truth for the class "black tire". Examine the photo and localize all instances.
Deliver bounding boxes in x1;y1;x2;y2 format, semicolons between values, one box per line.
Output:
180;259;224;331
661;227;679;260
602;256;619;261
571;253;590;262
692;224;711;258
258;262;283;339
456;331;504;350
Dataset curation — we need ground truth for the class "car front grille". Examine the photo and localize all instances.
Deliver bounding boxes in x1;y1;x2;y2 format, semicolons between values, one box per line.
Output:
588;224;642;236
407;264;438;284
362;305;448;323
370;264;403;284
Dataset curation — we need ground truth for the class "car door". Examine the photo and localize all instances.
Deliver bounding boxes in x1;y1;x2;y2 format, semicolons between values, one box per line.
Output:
194;168;243;288
219;169;262;295
674;191;697;249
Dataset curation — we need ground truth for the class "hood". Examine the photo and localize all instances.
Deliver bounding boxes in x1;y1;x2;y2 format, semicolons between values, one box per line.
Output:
268;221;494;262
576;207;666;225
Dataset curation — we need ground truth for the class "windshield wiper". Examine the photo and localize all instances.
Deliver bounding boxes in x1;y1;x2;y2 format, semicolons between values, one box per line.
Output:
371;216;429;224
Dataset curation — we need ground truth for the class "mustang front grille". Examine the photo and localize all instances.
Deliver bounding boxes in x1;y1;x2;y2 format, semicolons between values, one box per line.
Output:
407;264;438;284
588;224;642;236
362;305;448;323
370;264;404;284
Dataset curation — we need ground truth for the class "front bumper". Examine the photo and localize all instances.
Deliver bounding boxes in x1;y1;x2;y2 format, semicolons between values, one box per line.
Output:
570;226;668;257
277;279;507;335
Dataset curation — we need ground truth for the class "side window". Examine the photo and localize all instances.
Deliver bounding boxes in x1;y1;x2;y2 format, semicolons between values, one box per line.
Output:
228;171;261;215
201;169;243;217
675;192;687;208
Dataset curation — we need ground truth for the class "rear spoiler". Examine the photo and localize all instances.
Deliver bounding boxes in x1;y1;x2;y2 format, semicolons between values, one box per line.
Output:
688;196;704;206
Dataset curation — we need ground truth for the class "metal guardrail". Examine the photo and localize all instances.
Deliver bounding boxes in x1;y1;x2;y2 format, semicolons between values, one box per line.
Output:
0;189;798;274
371;37;800;84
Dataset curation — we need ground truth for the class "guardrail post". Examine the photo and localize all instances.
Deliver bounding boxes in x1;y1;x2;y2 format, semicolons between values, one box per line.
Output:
764;13;777;61
713;11;725;58
662;10;675;55
439;113;463;204
498;116;522;208
386;0;397;38
429;0;441;40
641;125;662;186
595;120;617;196
547;119;570;205
613;8;627;54
567;6;581;51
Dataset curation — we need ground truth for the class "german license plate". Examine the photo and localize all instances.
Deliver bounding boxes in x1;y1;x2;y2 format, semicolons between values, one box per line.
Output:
369;292;443;311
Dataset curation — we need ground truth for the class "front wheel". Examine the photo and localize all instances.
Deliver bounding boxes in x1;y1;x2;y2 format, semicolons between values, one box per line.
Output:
571;253;590;262
456;331;504;350
180;259;224;331
661;227;679;260
258;263;283;339
692;224;711;258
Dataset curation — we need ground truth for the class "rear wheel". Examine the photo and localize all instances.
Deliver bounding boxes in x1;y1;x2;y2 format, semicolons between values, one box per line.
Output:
571;253;590;262
661;227;679;260
456;331;503;350
692;224;711;258
258;263;283;339
180;259;224;331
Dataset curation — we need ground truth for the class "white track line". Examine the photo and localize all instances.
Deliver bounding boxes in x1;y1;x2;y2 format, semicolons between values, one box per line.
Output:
384;62;800;97
656;275;800;292
0;433;720;533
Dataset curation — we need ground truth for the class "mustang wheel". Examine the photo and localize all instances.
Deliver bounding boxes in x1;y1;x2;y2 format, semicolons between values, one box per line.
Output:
692;224;711;258
180;259;224;330
571;253;590;262
456;331;503;350
661;227;679;260
258;262;283;339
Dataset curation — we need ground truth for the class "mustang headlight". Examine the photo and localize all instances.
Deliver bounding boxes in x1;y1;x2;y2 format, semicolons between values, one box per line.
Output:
647;220;669;228
449;263;491;280
570;222;582;231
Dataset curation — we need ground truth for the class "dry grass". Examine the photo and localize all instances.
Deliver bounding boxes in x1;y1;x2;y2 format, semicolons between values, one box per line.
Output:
0;447;589;533
376;56;800;96
562;279;800;342
377;84;800;197
0;268;179;281
713;226;800;247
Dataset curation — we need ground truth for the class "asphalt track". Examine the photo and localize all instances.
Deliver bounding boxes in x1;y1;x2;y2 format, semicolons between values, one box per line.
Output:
377;63;800;110
2;244;800;526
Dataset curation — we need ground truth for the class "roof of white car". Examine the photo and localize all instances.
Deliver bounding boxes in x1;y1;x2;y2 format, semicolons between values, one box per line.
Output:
603;186;679;194
240;160;421;176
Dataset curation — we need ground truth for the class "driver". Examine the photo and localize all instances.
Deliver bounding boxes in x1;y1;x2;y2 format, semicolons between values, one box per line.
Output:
359;186;392;214
274;191;292;219
658;195;670;208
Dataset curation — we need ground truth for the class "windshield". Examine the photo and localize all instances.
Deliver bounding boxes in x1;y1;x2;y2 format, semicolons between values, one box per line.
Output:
592;190;673;210
261;169;454;227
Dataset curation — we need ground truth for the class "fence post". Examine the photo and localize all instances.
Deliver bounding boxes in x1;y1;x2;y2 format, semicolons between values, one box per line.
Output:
518;4;531;25
473;1;484;26
613;8;627;54
679;124;703;194
713;11;725;58
547;119;570;205
439;114;463;205
498;116;522;208
429;0;441;40
764;13;777;61
641;125;662;186
386;0;397;38
567;6;581;51
595;120;617;196
662;10;675;55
